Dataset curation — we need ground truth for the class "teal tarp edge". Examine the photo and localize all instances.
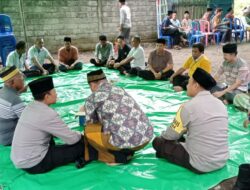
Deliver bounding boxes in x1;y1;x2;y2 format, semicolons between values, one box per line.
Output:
0;64;249;190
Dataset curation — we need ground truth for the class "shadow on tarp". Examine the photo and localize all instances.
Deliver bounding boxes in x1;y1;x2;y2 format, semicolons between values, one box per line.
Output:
0;64;249;190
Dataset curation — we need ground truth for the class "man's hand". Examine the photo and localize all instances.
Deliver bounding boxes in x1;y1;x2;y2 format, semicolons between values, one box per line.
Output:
169;75;174;83
114;63;120;69
243;119;250;128
213;91;225;98
154;72;161;80
108;60;115;66
42;69;49;75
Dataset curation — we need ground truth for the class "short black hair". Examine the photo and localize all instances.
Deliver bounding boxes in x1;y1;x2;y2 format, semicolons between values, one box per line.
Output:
119;0;126;3
99;35;107;41
184;11;190;14
33;90;50;101
117;35;125;40
64;37;71;42
192;42;205;53
132;35;141;43
227;7;232;12
207;8;213;12
156;38;166;44
16;41;26;50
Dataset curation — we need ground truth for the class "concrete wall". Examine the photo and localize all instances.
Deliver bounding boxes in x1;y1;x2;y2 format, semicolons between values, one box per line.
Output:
0;0;157;52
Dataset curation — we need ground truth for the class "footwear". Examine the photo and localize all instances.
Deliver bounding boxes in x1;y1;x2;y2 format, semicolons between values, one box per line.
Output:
233;164;250;190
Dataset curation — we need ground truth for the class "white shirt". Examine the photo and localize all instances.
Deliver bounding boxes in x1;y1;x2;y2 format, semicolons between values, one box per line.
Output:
28;45;51;66
120;5;131;28
6;50;26;71
128;46;145;69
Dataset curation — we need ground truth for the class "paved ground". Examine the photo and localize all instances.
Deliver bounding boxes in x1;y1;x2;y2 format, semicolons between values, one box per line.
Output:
73;42;250;75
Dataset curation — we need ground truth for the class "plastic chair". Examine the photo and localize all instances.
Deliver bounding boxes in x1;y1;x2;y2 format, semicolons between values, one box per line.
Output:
0;14;13;34
159;25;174;48
0;14;16;66
0;35;16;66
231;18;245;43
189;21;205;46
199;20;216;46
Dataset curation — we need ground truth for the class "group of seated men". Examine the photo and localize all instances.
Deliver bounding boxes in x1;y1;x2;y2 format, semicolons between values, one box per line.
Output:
160;6;237;49
5;37;83;77
0;34;249;175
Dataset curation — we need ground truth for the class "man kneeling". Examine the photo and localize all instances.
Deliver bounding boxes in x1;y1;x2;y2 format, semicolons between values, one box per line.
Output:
82;69;153;164
153;68;229;173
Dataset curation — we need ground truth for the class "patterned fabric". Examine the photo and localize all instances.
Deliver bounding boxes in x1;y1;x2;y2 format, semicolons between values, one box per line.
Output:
84;81;153;149
217;58;249;92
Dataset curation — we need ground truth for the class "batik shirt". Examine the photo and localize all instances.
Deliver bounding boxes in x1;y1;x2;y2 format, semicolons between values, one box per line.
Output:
84;81;153;149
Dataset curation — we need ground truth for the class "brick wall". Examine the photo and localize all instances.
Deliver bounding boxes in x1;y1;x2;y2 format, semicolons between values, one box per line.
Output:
0;0;157;52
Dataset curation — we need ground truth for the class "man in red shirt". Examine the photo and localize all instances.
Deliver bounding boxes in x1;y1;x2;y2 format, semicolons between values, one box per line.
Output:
58;37;83;72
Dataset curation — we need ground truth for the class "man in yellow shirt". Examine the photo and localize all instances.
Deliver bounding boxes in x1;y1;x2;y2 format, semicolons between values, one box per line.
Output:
170;43;211;92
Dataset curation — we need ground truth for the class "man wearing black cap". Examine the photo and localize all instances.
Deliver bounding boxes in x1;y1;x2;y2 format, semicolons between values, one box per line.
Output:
153;68;229;173
11;77;84;174
0;66;26;146
138;38;174;80
58;37;83;72
212;43;249;104
81;69;153;164
90;35;114;67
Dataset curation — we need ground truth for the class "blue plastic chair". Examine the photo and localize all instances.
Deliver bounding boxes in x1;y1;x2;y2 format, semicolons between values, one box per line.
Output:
0;14;13;34
159;25;174;48
230;18;245;43
189;21;205;46
0;14;16;66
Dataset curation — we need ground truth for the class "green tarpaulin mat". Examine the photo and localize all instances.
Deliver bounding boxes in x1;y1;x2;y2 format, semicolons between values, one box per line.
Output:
0;64;249;190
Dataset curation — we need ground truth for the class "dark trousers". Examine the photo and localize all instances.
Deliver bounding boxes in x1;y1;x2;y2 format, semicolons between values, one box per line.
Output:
138;69;174;80
162;28;181;45
90;58;107;67
30;63;55;75
127;67;142;76
117;64;131;74
173;75;189;90
24;137;85;174
59;62;83;72
120;27;131;44
152;136;203;174
22;70;41;78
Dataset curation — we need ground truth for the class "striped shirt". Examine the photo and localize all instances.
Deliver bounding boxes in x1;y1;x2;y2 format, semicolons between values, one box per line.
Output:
217;58;249;92
0;86;25;146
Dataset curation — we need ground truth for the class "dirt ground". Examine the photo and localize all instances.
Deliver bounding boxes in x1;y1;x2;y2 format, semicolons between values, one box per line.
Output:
67;42;250;75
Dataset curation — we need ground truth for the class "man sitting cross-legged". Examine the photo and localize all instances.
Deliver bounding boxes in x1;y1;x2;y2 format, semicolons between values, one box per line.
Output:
138;38;174;80
153;68;229;173
58;37;83;72
169;43;211;92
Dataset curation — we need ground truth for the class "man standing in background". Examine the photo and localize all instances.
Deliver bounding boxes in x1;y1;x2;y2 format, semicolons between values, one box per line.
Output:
119;0;132;44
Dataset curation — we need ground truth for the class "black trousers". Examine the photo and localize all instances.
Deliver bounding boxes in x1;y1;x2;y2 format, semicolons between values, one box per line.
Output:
153;136;203;174
24;137;85;174
22;70;41;78
162;28;181;45
30;63;55;75
90;58;107;67
138;69;174;80
117;64;131;74
172;75;189;90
